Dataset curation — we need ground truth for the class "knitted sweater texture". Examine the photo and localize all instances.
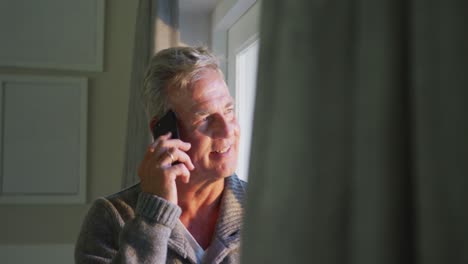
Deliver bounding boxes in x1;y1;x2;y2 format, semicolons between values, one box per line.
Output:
75;175;246;264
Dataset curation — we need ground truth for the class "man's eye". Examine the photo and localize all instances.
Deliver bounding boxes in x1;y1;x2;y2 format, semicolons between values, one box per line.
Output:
226;107;234;114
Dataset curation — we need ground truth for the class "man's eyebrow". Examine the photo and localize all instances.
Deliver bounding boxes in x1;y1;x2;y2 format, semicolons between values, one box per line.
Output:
193;100;234;116
194;110;210;116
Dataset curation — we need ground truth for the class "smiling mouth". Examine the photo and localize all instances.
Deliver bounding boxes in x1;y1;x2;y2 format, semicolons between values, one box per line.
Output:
213;145;230;154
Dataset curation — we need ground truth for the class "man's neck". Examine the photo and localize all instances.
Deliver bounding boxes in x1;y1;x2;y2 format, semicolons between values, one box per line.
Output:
177;177;224;218
176;177;225;249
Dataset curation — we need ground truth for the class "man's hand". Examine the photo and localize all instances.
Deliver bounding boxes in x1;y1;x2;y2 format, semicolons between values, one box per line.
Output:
138;133;195;204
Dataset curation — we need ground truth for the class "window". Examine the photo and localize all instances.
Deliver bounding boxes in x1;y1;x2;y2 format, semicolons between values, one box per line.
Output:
213;0;261;181
235;40;259;181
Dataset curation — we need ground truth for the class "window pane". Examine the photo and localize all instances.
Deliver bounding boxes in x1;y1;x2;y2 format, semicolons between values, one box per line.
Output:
235;39;259;181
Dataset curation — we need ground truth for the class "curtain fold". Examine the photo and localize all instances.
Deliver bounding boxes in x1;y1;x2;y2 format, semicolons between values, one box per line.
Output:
122;0;179;188
242;0;468;263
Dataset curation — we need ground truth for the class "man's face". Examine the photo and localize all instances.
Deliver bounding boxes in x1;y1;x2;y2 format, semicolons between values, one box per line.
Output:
169;69;240;181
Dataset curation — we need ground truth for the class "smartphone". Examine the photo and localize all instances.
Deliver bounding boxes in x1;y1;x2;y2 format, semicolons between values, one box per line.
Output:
151;110;180;140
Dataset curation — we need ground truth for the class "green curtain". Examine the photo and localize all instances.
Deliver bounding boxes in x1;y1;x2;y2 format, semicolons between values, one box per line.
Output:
242;0;468;263
122;0;179;188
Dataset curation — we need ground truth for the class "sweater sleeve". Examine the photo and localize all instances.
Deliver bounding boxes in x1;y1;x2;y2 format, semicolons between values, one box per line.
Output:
75;192;182;264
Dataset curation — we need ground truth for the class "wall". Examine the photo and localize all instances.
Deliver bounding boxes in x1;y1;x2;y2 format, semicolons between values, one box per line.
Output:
179;10;212;47
0;0;137;262
211;0;257;75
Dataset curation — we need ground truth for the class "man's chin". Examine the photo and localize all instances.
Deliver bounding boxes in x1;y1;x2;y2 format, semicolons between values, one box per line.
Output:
213;164;237;179
191;159;237;180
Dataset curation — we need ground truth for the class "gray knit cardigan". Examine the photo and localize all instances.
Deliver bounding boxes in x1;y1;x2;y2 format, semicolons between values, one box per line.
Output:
75;175;247;264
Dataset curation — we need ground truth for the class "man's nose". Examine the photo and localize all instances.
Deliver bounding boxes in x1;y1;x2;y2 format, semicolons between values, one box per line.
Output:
213;115;233;138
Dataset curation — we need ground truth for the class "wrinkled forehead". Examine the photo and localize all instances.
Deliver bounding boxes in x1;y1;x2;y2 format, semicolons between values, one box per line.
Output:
169;69;232;113
168;68;224;95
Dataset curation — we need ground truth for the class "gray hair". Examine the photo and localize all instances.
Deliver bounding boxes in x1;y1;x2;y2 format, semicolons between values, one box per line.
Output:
142;46;223;122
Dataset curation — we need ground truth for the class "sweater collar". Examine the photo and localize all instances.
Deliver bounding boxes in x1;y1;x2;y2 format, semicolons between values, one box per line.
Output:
214;174;245;240
168;174;246;263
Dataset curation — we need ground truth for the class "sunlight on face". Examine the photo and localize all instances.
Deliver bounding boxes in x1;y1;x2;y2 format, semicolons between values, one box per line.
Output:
169;69;240;182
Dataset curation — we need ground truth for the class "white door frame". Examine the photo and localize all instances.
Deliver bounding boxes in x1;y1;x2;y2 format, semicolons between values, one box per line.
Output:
211;0;257;79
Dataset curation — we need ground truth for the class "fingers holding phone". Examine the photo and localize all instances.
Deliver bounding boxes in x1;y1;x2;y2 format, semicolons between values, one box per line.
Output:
138;133;194;204
152;134;194;170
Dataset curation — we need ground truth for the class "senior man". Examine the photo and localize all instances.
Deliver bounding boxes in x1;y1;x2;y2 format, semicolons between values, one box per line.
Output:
75;46;246;263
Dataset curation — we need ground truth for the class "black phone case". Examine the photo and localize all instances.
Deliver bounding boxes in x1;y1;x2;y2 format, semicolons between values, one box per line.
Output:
151;110;180;140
